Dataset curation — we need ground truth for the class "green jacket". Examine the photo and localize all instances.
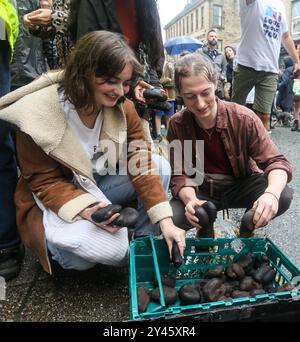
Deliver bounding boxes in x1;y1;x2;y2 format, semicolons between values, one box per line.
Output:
0;0;19;59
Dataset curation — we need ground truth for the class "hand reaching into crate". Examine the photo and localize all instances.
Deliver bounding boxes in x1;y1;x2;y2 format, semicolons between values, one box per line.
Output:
160;218;186;261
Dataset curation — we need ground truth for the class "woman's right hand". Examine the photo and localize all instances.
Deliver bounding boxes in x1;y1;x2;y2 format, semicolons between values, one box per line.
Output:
159;218;186;258
80;203;121;234
184;199;207;229
23;14;39;30
26;9;53;26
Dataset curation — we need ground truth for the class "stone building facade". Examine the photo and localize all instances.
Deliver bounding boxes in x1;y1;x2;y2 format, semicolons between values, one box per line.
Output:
164;0;300;52
284;0;300;44
164;0;241;51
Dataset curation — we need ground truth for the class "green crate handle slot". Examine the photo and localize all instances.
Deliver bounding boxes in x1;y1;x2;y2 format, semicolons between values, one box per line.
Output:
150;237;167;308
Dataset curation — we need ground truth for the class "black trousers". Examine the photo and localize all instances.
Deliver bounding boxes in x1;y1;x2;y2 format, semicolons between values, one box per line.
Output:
171;173;293;233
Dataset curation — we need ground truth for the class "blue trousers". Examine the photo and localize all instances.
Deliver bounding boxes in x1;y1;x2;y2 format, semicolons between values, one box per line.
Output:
48;154;171;270
95;154;171;237
0;40;10;97
0;40;19;250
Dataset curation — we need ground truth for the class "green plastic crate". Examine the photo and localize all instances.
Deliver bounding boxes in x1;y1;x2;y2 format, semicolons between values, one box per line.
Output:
129;237;300;321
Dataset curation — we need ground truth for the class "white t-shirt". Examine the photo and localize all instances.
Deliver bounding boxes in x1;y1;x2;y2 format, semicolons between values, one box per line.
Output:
59;92;106;174
236;0;288;73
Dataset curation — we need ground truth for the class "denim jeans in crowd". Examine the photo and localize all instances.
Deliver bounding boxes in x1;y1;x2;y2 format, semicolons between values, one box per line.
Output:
47;154;171;270
0;40;20;250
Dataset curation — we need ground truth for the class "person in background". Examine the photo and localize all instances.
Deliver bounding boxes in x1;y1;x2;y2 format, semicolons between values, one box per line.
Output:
154;59;176;140
39;0;58;70
0;31;186;274
196;29;227;99
167;53;293;239
232;0;300;131
23;0;71;67
10;0;57;91
224;45;236;100
276;56;294;113
291;91;300;132
0;0;24;281
290;45;300;132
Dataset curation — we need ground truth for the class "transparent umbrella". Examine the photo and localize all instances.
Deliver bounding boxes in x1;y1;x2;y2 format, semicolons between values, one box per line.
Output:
164;35;203;55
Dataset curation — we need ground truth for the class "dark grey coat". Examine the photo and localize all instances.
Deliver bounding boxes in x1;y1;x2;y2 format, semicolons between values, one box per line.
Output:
276;66;294;112
10;0;57;90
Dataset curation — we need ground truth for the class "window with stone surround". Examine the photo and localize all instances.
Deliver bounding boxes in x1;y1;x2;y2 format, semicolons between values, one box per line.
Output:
191;13;194;33
213;4;223;28
201;6;204;29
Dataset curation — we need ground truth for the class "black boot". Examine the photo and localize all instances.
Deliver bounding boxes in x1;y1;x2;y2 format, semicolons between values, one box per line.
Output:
0;244;25;281
291;120;300;132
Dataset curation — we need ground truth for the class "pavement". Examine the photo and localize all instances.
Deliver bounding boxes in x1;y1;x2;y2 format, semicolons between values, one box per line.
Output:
1;126;300;322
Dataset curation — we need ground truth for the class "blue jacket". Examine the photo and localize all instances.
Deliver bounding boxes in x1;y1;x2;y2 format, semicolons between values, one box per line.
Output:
276;66;294;112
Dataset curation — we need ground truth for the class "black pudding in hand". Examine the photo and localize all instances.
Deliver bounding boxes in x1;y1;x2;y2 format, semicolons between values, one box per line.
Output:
91;204;122;223
111;207;139;229
143;89;168;101
201;201;217;224
171;241;183;268
194;201;217;244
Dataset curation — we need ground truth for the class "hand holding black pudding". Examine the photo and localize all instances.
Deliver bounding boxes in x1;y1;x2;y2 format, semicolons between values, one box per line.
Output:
239;208;256;237
201;201;217;224
143;89;167;101
194;201;217;244
143;89;171;112
194;201;217;229
171;240;183;267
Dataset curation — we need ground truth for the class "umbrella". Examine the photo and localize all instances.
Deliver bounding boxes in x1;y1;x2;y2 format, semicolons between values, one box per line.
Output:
164;35;203;55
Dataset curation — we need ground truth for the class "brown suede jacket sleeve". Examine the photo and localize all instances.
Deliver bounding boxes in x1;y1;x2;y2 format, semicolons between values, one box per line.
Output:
16;132;99;221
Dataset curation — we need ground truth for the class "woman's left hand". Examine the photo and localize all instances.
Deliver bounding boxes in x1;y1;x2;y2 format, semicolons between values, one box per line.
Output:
159;218;186;258
80;202;121;234
252;192;279;228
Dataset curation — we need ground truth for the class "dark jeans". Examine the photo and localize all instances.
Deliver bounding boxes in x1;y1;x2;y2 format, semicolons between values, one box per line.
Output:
0;40;11;97
171;173;293;231
94;154;171;237
0;40;19;250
